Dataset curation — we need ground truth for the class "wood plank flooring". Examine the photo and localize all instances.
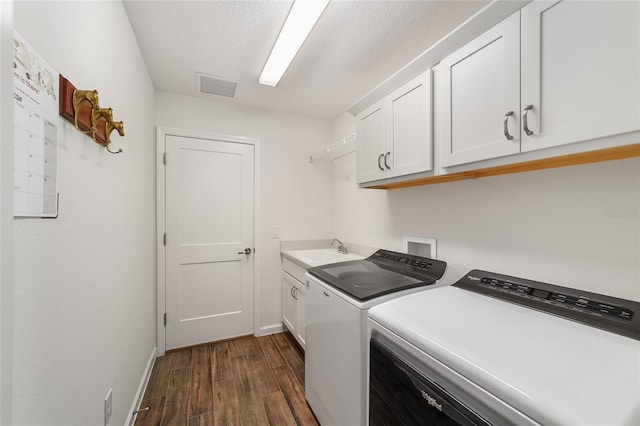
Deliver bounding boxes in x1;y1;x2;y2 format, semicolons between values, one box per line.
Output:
134;332;319;426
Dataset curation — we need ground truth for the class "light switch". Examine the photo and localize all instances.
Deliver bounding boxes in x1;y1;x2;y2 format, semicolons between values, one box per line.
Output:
272;225;280;239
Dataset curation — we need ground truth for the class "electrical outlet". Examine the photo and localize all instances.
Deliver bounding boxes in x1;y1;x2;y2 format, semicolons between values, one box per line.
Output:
104;389;112;425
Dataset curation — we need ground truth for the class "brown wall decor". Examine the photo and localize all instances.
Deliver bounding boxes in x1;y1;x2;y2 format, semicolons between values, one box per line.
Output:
59;75;125;154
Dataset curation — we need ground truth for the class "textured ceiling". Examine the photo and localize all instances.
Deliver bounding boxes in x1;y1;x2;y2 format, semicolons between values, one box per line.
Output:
123;0;489;120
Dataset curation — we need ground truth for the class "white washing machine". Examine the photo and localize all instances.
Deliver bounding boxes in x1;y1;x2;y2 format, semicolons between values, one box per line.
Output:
368;269;640;425
305;249;447;426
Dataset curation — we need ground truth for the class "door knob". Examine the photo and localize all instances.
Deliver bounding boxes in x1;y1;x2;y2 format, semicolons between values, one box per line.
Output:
238;248;252;255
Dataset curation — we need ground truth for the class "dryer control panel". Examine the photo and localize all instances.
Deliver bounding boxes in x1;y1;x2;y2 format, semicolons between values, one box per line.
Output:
454;270;640;341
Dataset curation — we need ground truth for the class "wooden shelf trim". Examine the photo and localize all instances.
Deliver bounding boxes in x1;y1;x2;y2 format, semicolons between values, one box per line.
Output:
369;143;640;190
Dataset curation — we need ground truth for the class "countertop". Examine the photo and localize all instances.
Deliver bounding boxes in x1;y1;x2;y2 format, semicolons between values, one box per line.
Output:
281;239;376;269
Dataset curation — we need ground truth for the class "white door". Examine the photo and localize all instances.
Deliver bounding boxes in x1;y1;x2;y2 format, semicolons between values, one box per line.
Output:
282;273;298;336
388;70;432;179
357;100;387;183
438;12;521;167
165;134;254;350
296;287;306;348
520;0;640;152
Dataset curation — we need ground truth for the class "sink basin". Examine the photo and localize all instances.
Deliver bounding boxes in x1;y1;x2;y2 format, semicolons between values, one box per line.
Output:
286;249;364;267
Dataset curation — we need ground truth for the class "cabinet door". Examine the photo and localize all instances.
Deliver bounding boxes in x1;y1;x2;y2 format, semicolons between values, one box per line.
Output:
387;71;432;179
282;273;297;335
439;12;521;167
521;1;640;152
296;288;306;348
357;100;387;183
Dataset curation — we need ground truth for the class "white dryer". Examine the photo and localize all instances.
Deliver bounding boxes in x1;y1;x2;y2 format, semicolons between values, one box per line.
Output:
368;270;640;425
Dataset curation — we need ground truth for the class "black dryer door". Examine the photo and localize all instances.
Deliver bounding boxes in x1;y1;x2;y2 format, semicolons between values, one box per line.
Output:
369;337;492;426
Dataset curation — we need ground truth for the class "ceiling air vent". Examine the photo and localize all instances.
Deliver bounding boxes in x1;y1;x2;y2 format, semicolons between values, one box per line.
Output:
197;73;237;98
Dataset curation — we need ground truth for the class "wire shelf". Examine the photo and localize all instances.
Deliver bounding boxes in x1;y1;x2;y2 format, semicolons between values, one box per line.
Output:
309;134;356;181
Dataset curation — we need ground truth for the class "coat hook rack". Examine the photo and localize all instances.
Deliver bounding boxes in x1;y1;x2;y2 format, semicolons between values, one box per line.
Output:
59;75;125;154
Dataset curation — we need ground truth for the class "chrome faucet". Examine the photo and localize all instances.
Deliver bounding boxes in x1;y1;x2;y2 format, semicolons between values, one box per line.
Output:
332;238;348;254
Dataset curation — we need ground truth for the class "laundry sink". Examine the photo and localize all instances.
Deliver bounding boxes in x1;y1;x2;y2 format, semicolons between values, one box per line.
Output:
285;249;364;267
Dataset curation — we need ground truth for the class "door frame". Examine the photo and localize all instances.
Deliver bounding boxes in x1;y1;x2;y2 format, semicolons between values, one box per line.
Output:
156;127;261;356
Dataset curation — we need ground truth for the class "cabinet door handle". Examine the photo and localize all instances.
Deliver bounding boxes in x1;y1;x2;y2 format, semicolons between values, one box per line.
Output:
503;111;515;140
290;286;294;298
523;104;534;136
292;287;298;300
384;152;391;169
377;153;384;171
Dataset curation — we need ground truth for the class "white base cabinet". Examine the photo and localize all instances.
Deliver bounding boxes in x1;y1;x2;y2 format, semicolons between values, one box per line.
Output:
282;273;297;335
281;258;307;349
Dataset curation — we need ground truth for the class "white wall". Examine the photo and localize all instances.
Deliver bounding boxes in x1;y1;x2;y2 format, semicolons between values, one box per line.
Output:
156;91;334;332
333;117;640;302
0;1;14;423
13;2;156;425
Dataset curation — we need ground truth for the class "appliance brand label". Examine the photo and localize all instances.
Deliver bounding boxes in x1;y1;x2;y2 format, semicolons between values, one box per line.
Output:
467;275;481;281
420;389;443;411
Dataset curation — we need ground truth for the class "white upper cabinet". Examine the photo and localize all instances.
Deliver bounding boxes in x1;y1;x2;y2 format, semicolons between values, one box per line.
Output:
438;13;521;167
357;100;387;183
520;0;640;152
357;71;432;185
388;72;432;178
438;0;640;168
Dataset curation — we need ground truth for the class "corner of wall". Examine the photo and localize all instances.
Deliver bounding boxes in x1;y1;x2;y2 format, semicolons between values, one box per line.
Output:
0;1;14;423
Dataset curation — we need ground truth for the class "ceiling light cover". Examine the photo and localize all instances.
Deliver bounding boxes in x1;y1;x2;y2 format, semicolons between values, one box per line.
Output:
259;0;330;87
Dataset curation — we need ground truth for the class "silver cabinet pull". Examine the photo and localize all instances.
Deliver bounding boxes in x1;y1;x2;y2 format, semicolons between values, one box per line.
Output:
503;111;515;140
292;287;298;300
384;152;391;169
523;104;534;135
377;153;384;171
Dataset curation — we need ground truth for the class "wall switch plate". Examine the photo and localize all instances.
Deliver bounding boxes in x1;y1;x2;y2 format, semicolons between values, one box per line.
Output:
271;225;280;239
104;389;112;425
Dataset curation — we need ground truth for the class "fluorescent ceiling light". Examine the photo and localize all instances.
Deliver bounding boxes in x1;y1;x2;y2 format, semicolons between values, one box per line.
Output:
259;0;330;87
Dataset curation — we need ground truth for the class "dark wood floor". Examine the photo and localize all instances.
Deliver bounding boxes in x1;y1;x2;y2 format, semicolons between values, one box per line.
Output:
134;332;319;426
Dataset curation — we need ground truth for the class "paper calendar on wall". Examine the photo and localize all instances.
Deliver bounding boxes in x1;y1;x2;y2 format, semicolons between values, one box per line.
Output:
13;30;59;218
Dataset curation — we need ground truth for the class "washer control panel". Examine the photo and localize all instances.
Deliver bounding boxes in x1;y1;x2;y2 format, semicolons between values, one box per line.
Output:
370;249;447;281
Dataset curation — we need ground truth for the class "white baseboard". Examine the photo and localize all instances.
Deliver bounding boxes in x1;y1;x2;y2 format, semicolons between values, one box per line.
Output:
256;323;284;336
126;346;157;426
